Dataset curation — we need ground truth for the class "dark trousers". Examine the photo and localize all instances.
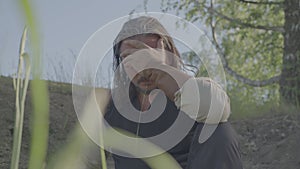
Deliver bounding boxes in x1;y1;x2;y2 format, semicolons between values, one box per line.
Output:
187;122;243;169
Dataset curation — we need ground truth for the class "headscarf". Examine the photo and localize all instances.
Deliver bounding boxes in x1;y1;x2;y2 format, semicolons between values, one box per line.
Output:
113;16;181;70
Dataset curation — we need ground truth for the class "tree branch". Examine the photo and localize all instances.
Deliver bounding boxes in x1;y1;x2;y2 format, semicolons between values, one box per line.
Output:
239;0;284;5
202;4;285;33
209;1;281;87
223;64;281;87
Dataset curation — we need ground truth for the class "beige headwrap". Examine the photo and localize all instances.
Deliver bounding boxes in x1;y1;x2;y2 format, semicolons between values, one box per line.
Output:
114;16;171;45
113;16;180;68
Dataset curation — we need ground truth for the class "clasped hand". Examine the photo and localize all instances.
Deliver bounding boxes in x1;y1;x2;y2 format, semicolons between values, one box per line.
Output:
120;39;173;86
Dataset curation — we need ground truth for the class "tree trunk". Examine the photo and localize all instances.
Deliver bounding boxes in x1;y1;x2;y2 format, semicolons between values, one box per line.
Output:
280;0;300;106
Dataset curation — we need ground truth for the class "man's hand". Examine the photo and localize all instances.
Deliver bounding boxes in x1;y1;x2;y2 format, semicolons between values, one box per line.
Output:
120;39;170;87
120;39;191;101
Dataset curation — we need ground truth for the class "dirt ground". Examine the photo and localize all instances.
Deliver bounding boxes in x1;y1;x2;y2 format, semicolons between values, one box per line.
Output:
1;76;300;169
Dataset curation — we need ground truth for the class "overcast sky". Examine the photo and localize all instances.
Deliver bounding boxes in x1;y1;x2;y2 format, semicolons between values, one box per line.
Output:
0;1;165;79
0;0;212;85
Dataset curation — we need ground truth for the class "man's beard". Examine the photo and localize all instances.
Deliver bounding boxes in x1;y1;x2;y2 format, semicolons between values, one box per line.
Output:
134;83;153;95
133;76;155;95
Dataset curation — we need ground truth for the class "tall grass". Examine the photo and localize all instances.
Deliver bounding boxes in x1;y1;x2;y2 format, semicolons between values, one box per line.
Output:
17;0;49;169
12;1;181;168
10;27;31;169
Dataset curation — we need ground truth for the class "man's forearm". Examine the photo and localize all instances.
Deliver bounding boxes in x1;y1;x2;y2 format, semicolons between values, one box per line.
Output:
156;65;191;101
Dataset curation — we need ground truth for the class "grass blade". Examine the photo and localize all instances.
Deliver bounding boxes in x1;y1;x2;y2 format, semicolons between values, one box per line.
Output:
10;27;28;169
18;0;50;169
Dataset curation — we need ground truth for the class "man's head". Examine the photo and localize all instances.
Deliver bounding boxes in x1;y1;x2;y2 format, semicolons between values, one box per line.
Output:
113;16;181;67
113;16;181;94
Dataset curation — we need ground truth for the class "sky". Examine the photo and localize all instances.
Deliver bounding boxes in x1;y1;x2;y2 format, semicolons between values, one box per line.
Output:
0;1;165;80
0;0;212;86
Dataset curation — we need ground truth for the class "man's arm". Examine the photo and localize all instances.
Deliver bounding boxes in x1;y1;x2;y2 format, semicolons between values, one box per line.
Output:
156;68;230;123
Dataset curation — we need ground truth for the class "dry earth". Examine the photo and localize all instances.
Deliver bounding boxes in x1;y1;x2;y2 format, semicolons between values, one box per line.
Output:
1;76;299;169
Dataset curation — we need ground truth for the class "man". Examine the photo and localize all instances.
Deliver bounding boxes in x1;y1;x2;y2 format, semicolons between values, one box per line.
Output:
103;16;243;169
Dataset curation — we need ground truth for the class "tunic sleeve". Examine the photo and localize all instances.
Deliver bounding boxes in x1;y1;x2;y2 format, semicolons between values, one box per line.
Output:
174;77;231;124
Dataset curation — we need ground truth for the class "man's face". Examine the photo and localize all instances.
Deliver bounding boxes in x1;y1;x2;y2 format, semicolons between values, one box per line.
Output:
119;34;160;94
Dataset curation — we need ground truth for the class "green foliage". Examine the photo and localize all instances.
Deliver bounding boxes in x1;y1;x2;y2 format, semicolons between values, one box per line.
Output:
18;0;50;169
162;0;285;116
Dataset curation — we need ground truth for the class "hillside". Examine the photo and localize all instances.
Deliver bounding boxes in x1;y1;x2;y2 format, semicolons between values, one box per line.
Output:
0;76;299;169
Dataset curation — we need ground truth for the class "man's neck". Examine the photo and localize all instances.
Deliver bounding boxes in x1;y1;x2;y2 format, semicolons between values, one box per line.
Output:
138;93;150;112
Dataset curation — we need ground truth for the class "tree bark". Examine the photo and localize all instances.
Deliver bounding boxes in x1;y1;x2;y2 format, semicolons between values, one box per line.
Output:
280;0;300;106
